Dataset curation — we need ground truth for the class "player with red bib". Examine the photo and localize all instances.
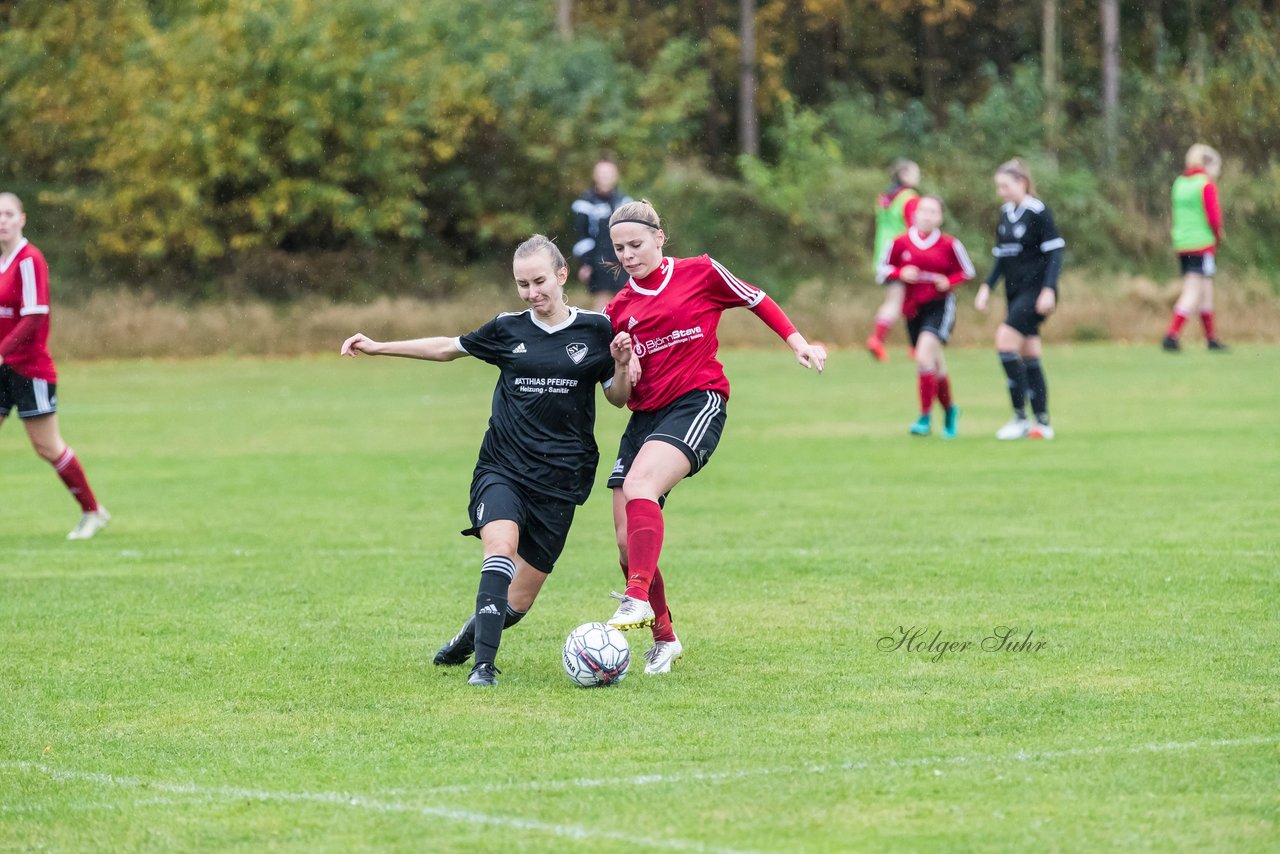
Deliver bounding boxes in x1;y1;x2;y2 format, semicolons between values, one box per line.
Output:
601;200;827;673
0;193;109;539
876;196;975;438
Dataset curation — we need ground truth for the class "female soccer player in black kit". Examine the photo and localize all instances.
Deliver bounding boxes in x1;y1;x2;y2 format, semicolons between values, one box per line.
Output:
974;159;1065;440
341;236;636;687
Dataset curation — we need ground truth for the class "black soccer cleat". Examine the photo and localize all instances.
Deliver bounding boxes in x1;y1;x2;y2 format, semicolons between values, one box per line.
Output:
467;662;500;687
433;618;476;667
1161;335;1181;352
1206;338;1230;352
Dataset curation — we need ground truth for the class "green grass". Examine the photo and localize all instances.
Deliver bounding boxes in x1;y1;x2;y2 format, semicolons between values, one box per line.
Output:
2;343;1277;852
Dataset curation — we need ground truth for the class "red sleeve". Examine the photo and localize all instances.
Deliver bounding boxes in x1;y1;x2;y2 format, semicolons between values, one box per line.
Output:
705;256;764;309
1203;182;1223;241
946;237;976;286
749;295;798;341
877;238;904;284
18;250;51;317
902;195;919;228
0;314;46;360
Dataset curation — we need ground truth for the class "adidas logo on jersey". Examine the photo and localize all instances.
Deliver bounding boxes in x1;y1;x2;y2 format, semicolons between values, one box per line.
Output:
477;604;501;616
566;342;587;364
627;316;638;329
512;343;527;354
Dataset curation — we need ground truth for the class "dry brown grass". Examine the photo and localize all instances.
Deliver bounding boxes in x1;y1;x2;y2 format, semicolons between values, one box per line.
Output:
50;272;1280;360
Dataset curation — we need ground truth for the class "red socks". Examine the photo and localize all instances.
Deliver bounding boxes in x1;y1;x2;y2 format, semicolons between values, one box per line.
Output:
917;370;937;415
621;562;677;643
1200;310;1216;339
936;374;953;410
1167;309;1189;338
624;498;664;601
52;447;98;512
872;318;892;344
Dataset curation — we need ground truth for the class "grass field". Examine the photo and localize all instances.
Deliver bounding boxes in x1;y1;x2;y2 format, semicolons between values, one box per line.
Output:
2;343;1277;852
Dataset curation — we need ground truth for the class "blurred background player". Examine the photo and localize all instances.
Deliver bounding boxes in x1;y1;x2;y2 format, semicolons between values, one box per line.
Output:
0;192;109;540
876;196;974;438
865;158;921;362
340;235;635;687
974;159;1065;441
602;200;827;673
1163;144;1227;352
572;157;633;313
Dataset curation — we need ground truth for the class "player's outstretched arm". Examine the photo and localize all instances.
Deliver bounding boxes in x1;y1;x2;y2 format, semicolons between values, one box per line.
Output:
340;333;467;362
746;294;824;373
785;332;827;374
604;331;636;407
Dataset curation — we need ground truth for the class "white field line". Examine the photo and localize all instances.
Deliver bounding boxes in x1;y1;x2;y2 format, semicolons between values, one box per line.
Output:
1;761;751;854
398;734;1280;798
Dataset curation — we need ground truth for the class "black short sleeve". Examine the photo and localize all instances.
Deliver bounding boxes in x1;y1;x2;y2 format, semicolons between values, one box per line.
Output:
458;316;508;366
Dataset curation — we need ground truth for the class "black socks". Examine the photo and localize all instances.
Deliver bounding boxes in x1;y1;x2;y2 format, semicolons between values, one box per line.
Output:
1024;358;1049;424
473;555;516;667
999;351;1028;419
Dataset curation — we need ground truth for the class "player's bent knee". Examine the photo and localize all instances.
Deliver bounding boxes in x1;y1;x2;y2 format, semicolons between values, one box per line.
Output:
33;441;62;462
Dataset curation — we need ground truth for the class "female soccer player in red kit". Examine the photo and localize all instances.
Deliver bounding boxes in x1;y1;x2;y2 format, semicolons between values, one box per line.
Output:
0;193;109;539
602;200;827;673
876;196;974;438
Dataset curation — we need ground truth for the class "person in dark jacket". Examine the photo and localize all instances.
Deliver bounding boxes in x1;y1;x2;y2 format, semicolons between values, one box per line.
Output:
572;158;633;312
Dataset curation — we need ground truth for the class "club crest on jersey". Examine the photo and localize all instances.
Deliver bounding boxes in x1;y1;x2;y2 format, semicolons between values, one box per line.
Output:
903;250;912;261
1013;223;1027;239
566;343;588;364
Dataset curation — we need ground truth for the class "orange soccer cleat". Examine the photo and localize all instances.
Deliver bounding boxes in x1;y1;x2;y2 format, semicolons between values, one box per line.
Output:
865;336;888;362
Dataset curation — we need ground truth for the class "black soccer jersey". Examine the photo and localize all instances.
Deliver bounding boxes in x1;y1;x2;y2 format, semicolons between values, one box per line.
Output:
987;197;1066;295
456;308;616;505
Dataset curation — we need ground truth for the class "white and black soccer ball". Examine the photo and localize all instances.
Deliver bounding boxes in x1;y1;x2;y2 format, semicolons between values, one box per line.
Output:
562;622;630;687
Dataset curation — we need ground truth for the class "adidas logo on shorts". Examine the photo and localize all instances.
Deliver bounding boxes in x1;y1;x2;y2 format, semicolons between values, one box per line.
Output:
478;604;501;616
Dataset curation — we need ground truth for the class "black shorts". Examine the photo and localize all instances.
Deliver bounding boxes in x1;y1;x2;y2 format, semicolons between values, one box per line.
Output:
1005;288;1048;337
460;470;577;573
906;294;956;346
1179;253;1216;276
0;366;57;419
607;389;727;489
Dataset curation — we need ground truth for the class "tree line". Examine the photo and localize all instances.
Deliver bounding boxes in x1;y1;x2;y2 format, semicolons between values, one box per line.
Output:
0;0;1276;298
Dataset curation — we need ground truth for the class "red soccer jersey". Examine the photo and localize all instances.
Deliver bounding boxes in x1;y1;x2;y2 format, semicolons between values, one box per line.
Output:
0;240;56;382
606;255;767;412
876;228;975;318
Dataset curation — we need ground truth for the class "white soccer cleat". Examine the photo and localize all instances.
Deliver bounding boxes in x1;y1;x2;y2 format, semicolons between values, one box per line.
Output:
1028;422;1055;440
67;507;111;540
995;417;1031;440
643;637;683;675
606;591;655;631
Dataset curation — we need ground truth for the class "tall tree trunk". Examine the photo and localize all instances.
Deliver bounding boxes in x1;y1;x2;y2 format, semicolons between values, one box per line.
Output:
1101;0;1120;168
556;0;572;40
921;15;943;125
701;0;724;158
1042;0;1060;158
1145;0;1165;69
1186;0;1206;83
738;0;759;157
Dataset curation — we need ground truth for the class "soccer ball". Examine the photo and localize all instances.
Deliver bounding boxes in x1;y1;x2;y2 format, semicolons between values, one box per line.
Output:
562;622;630;687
